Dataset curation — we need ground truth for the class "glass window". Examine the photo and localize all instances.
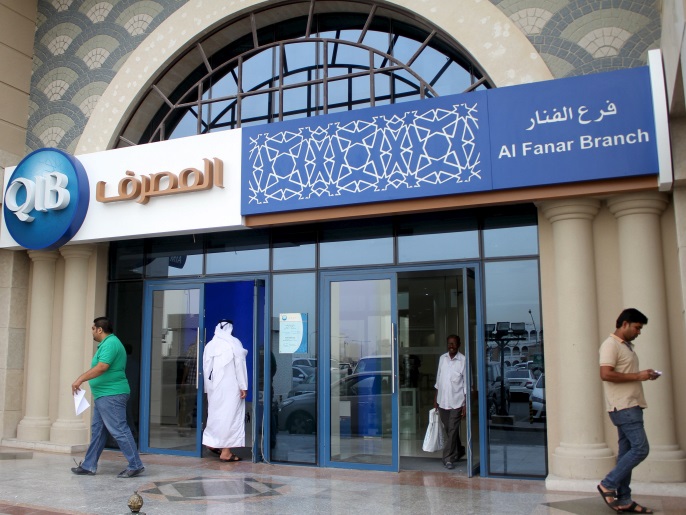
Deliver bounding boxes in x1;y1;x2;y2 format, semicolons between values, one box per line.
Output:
271;273;317;464
320;225;393;267
109;240;145;280
206;231;270;274
145;235;203;278
484;260;545;477
398;217;478;262
483;214;538;257
272;232;316;270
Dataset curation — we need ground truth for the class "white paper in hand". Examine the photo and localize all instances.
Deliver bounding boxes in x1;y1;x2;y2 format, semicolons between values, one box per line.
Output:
73;389;90;416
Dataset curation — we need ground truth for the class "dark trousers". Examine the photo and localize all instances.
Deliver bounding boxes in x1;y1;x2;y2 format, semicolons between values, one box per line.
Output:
438;406;464;464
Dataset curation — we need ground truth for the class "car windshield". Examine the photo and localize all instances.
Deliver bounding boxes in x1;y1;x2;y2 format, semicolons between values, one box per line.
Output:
507;370;531;378
537;375;545;388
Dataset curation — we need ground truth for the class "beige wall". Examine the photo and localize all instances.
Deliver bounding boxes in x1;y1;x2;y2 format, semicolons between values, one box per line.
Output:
539;194;686;484
0;0;36;440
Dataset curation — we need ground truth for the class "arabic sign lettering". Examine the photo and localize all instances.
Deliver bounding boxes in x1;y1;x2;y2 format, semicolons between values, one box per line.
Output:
96;158;224;204
242;66;661;215
488;66;657;189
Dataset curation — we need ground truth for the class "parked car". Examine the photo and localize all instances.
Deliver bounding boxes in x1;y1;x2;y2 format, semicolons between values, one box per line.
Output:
278;371;392;435
505;369;536;399
529;373;546;421
352;355;391;374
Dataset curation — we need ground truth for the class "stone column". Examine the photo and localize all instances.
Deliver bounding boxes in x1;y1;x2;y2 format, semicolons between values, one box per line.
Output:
607;192;686;482
49;245;94;445
541;199;615;478
16;250;59;442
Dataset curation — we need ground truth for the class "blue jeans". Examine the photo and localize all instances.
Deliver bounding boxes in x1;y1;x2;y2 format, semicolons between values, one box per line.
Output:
81;393;143;473
601;406;649;504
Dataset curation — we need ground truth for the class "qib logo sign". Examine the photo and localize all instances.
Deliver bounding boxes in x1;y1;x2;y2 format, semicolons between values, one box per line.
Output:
3;148;89;250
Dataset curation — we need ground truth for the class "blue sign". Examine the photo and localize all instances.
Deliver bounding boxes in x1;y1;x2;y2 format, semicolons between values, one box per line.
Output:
242;92;491;215
488;66;657;189
241;66;658;215
3;148;90;250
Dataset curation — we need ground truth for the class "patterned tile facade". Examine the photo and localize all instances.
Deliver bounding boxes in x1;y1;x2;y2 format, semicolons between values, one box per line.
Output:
27;1;661;153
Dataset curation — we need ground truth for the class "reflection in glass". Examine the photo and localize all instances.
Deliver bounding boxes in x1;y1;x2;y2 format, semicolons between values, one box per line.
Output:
146;235;203;278
483;219;538;258
398;218;478;263
272;273;317;464
272;233;316;270
330;279;392;465
320;226;393;267
206;232;270;274
147;289;200;451
484;260;546;477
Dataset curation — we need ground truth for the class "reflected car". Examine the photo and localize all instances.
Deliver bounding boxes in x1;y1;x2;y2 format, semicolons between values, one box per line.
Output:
505;369;536;398
352;355;391;374
292;358;317;368
529;374;546;421
278;371;392;435
292;365;314;386
288;372;316;397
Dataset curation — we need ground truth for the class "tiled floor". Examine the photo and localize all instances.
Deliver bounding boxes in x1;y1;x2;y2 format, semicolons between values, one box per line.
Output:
0;447;682;514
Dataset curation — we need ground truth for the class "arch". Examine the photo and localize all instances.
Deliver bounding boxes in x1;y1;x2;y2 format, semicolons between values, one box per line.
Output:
77;0;552;154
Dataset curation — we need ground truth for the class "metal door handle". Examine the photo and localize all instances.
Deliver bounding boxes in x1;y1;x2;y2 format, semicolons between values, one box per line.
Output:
195;328;200;390
391;322;396;393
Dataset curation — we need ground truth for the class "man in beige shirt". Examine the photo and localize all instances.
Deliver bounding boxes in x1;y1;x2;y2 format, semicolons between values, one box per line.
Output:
597;308;660;514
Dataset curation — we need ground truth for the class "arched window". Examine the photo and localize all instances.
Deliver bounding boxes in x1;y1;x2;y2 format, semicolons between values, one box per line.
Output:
117;1;491;146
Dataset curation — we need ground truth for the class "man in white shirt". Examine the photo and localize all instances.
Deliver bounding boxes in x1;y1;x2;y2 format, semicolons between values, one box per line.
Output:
434;334;467;469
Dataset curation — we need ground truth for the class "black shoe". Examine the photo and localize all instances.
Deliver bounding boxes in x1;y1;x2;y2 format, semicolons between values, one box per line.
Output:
71;465;95;476
117;466;145;478
445;462;454;470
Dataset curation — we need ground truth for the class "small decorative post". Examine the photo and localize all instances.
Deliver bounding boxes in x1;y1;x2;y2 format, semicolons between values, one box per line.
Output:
127;491;145;514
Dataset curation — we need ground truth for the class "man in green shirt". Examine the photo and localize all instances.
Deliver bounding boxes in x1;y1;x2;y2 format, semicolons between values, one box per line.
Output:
70;317;145;478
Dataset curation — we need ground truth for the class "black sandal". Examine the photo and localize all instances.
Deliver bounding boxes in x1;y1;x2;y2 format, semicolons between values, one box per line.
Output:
597;484;621;512
618;501;653;514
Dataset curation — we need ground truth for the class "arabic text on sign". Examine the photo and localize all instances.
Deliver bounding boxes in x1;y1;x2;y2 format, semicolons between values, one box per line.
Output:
95;157;224;204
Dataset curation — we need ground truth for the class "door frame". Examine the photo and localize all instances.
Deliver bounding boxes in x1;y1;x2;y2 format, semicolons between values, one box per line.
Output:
139;276;268;458
319;270;399;471
318;264;484;474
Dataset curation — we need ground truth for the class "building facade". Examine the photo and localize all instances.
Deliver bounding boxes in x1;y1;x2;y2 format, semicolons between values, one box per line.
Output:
1;0;686;491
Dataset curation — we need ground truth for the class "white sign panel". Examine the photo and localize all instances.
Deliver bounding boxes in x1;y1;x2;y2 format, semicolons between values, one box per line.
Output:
0;129;244;249
279;313;307;354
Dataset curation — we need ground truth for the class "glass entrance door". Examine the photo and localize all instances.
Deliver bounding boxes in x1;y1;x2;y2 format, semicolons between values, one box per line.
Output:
322;273;398;471
140;279;265;457
141;284;203;455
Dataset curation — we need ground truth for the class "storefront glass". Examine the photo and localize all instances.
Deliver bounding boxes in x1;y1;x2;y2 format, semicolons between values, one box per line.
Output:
484;259;545;477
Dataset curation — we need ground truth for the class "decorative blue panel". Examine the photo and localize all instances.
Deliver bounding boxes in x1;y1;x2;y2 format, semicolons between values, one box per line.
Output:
241;66;659;216
242;92;491;215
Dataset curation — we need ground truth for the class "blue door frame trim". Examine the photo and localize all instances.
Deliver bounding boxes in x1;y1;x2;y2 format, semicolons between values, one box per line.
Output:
319;270;399;472
139;276;269;459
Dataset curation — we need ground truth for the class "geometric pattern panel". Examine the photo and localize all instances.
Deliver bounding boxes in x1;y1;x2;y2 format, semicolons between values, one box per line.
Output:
28;0;189;153
243;93;488;215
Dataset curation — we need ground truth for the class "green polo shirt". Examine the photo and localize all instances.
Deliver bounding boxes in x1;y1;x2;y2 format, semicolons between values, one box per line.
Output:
89;334;130;399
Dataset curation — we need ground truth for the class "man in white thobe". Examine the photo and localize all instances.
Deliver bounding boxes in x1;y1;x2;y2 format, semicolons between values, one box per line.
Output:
203;320;248;462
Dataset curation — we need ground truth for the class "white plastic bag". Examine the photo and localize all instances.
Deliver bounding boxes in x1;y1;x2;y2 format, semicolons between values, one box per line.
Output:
422;408;446;452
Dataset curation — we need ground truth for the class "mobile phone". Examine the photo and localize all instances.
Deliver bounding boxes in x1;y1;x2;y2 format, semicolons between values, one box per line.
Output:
654;370;663;376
